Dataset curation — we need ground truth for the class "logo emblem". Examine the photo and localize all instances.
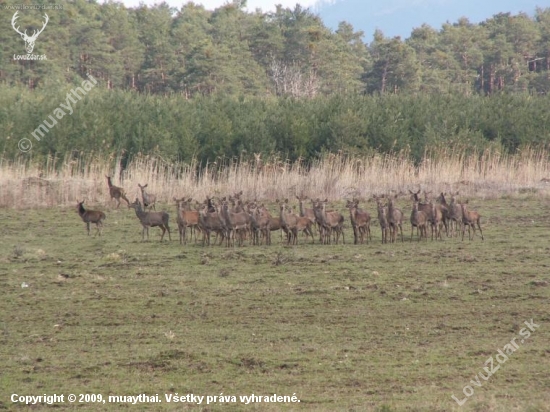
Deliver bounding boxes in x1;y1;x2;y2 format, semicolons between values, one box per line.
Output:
11;11;49;54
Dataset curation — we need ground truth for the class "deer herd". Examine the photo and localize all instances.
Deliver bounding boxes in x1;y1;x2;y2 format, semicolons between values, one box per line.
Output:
76;176;484;244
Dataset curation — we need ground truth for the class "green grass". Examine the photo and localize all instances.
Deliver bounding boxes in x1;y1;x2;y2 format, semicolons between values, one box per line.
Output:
1;198;549;411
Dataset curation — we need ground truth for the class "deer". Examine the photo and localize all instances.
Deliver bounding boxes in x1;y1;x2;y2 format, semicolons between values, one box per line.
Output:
424;191;448;239
77;200;106;236
447;192;463;237
12;11;49;54
346;199;371;244
197;203;226;246
374;195;390;244
220;200;250;247
174;197;201;244
387;195;404;243
311;199;344;245
278;200;315;245
128;199;171;242
410;200;428;241
138;183;157;211
106;176;130;208
461;201;484;241
247;203;272;246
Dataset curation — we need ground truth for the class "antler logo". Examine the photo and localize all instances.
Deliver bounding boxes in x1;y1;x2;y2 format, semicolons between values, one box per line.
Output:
11;11;49;54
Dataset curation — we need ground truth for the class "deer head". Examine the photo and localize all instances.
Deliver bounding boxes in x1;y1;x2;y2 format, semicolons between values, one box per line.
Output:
12;12;49;54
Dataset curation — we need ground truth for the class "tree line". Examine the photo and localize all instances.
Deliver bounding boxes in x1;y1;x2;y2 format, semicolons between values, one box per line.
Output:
2;88;549;165
2;0;550;96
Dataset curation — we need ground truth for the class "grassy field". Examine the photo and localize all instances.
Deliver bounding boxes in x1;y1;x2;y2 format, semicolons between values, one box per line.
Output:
1;196;549;411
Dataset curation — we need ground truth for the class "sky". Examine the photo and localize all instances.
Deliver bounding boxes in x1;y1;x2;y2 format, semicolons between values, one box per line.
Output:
117;0;550;40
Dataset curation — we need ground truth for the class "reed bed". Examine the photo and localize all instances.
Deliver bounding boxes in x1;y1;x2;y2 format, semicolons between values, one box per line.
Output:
1;147;549;209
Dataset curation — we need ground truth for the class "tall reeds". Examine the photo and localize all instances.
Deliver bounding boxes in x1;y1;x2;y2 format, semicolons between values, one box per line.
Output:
1;147;549;209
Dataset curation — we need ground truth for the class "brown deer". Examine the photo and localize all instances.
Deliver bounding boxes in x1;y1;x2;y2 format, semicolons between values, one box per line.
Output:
410;200;428;241
374;195;390;244
461;201;484;241
138;183;157;211
311;199;344;245
197;203;226;246
346;199;371;244
447;192;463;237
129;199;171;242
220;200;250;247
425;191;448;239
387;195;404;243
174;197;201;244
106;176;130;208
278;200;314;245
248;203;272;245
77;200;106;236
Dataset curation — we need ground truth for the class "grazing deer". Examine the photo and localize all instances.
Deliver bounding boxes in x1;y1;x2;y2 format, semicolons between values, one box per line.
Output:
278;200;314;245
374;195;390;244
138;183;157;211
77;200;106;236
128;199;171;242
409;200;427;241
387;195;404;243
346;199;371;244
461;201;484;241
106;176;130;208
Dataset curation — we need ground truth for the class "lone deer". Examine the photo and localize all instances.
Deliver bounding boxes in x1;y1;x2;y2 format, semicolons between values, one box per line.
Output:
129;199;171;242
106;176;130;208
77;201;106;236
138;183;157;211
461;201;484;241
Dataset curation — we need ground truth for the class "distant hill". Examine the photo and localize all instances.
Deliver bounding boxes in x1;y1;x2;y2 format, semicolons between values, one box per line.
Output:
314;0;546;40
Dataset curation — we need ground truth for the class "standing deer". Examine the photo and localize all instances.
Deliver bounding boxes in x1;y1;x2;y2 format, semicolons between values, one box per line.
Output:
387;195;404;243
461;201;484;241
424;191;448;239
138;183;157;211
278;200;314;245
128;199;171;242
447;192;463;237
11;11;49;54
311;199;344;245
220;200;250;247
106;176;130;208
174;197;201;244
410;200;427;241
346;199;371;244
198;203;226;246
374;195;390;244
77;201;106;236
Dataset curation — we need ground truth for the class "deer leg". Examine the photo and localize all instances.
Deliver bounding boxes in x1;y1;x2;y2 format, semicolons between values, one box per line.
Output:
477;220;484;241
